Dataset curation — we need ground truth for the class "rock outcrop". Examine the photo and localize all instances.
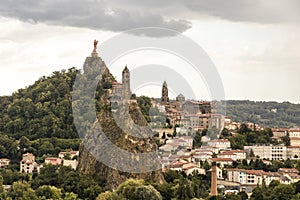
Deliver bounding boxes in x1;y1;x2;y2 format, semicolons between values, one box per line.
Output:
77;53;164;189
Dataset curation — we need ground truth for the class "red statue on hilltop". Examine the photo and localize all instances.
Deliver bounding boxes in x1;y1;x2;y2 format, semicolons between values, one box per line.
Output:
93;40;98;52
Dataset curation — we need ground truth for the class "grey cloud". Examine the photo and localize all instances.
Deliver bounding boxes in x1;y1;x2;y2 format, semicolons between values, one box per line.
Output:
0;0;299;37
108;0;300;24
183;0;300;24
0;0;191;36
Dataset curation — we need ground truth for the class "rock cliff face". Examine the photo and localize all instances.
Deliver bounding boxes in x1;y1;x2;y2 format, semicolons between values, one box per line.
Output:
77;53;164;189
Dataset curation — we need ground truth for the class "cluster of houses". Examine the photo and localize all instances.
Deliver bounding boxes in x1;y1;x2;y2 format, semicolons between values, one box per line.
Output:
227;168;300;191
159;132;300;194
152;87;224;134
20;151;79;173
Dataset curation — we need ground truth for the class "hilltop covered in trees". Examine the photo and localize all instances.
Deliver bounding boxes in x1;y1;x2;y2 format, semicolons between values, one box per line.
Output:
225;100;300;128
0;68;79;140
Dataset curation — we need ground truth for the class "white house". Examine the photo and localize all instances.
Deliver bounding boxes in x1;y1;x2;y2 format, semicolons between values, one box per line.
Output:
20;153;41;174
207;139;231;150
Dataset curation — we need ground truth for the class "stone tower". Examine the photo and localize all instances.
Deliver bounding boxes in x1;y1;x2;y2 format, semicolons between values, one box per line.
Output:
161;81;169;104
122;65;131;100
211;163;218;196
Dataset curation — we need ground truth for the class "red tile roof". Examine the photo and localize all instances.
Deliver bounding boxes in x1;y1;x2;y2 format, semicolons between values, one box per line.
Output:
210;158;233;162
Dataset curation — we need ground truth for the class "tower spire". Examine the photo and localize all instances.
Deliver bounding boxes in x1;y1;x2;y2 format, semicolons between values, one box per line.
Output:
161;81;169;104
122;65;130;100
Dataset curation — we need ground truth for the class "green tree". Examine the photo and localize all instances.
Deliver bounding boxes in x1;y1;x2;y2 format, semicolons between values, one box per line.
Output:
250;186;264;200
19;136;30;150
220;128;231;138
64;192;78;200
152;182;174;200
134;185;162;200
83;184;102;200
270;184;295;200
96;191;120;200
137;96;152;122
237;191;248;200
8;181;37;200
97;191;113;200
38;141;55;156
291;193;300;200
294;180;300;194
281;134;291;146
269;180;280;189
193;131;202;149
176;176;194;200
31;164;59;188
35;185;62;199
237;124;251;134
116;179;144;199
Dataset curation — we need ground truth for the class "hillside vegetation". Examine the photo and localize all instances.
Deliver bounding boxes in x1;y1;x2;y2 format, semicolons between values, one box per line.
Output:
0;68;299;142
225;100;300;128
0;68;79;140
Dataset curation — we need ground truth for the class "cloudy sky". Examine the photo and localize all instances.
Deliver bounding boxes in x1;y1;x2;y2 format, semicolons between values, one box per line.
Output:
0;0;299;103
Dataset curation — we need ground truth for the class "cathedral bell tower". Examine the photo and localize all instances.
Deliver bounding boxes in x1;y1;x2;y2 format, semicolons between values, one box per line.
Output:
161;81;169;104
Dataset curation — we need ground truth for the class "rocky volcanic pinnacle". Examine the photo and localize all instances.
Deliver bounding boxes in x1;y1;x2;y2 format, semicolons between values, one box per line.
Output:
76;53;164;189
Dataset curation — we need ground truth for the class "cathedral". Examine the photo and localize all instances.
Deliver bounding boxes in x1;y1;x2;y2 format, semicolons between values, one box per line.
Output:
157;80;219;132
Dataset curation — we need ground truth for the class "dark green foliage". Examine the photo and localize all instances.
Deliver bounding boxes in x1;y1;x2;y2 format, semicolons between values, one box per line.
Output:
225;126;275;149
0;169;29;185
0;134;19;161
35;185;62;199
20;137;80;158
115;179;162;200
176;176;194;200
220;128;231;138
192;130;202;148
237;124;251;134
225;100;300;128
237;191;248;200
0;68;80;140
152;182;173;200
31;165;102;199
161;170;210;200
235;158;299;172
281;131;291;146
251;181;297;200
137;96;152;122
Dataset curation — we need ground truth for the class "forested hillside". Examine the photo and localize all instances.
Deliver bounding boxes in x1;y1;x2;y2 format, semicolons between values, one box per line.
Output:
0;68;79;140
225;100;300;128
1;68;299;141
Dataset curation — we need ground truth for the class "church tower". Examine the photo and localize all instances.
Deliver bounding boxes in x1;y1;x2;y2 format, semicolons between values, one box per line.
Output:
161;81;169;104
122;65;131;100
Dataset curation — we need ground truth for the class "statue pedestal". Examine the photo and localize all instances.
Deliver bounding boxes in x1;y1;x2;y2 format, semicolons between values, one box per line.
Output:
91;52;98;57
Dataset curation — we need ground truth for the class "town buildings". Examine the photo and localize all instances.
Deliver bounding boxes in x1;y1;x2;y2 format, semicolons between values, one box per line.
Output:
207;139;231;150
45;157;62;165
227;167;300;192
20;153;42;174
244;145;287;160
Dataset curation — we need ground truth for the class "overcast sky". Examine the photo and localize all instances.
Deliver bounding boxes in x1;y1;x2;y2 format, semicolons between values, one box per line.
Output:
0;0;299;103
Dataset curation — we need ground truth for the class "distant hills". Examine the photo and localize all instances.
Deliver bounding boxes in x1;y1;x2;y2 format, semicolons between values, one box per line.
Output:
0;68;299;141
225;100;300;128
